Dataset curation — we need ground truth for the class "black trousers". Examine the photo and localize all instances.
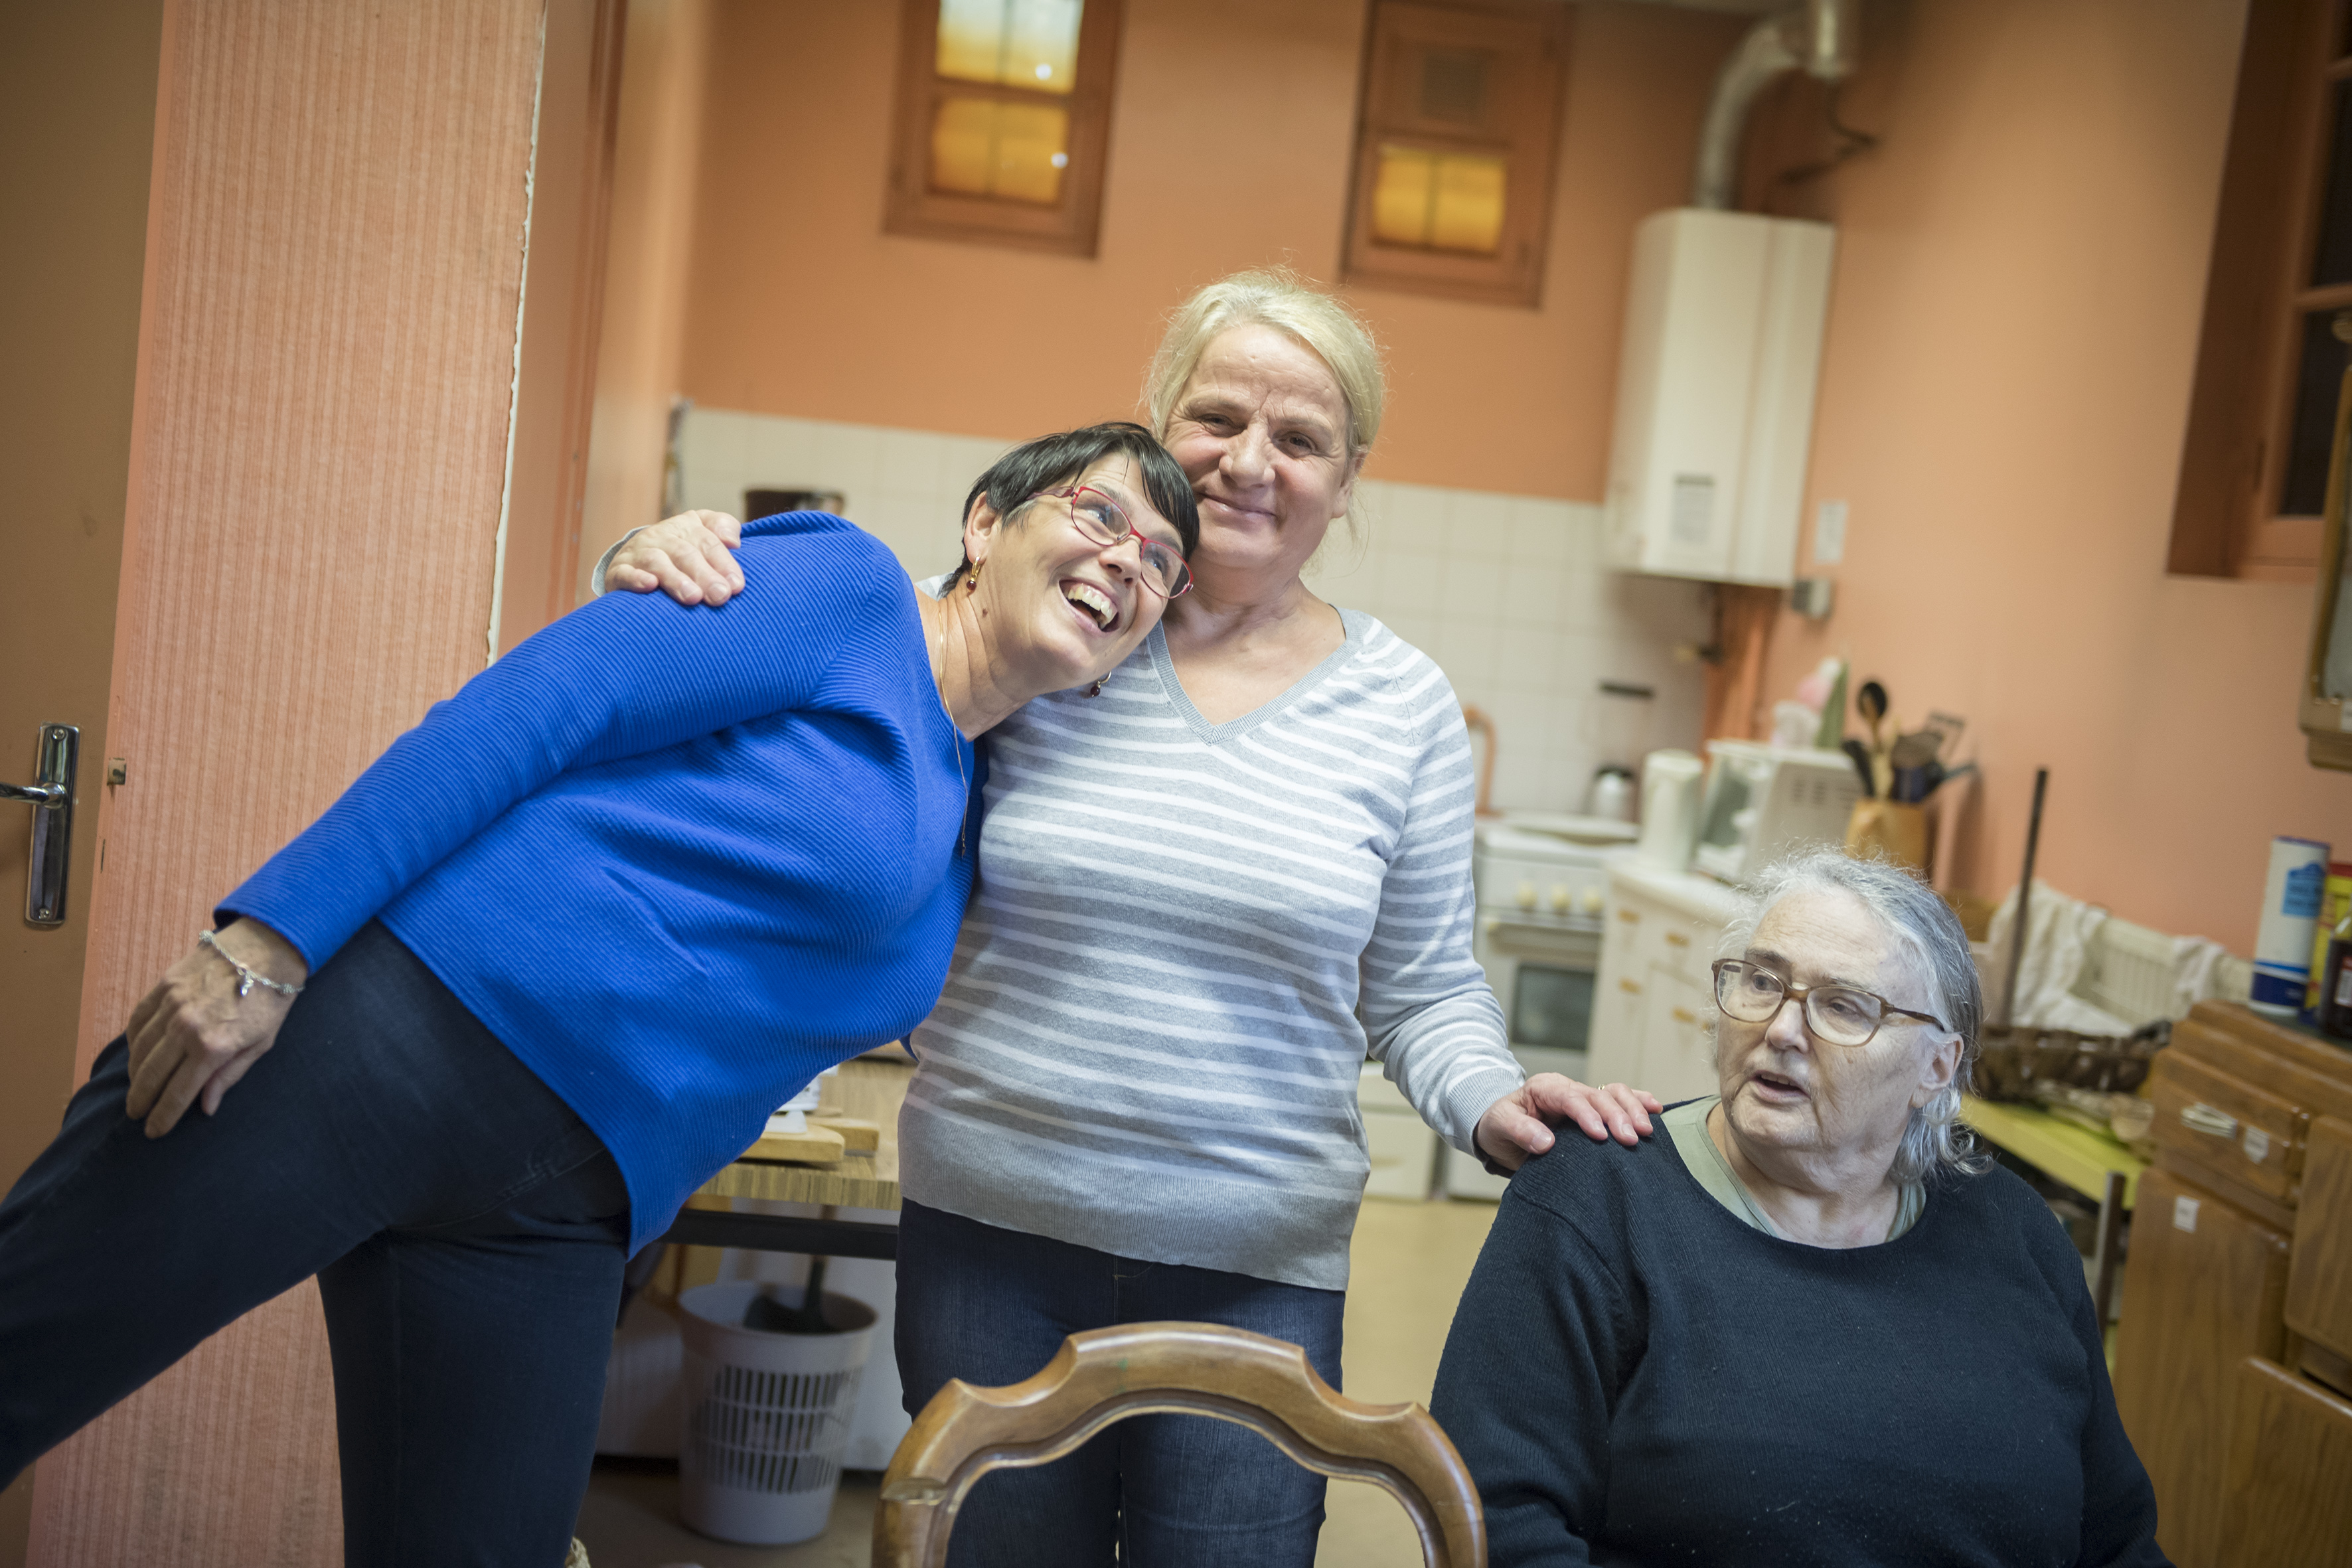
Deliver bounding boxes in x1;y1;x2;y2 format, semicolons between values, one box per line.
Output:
0;920;631;1568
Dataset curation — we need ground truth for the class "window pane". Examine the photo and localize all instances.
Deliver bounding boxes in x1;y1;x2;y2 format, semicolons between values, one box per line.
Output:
2314;82;2352;285
1370;145;1506;254
2282;309;2352;516
1372;147;1437;244
1429;156;1507;252
930;96;1069;203
937;0;1081;95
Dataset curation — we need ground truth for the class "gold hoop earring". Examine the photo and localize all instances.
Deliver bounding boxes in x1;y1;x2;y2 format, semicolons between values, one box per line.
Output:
1085;678;1104;698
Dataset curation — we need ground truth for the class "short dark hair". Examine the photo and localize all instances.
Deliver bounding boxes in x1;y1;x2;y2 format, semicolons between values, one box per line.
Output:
947;422;1198;588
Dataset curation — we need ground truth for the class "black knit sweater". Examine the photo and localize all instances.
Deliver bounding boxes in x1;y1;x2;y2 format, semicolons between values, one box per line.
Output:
1429;1116;2169;1567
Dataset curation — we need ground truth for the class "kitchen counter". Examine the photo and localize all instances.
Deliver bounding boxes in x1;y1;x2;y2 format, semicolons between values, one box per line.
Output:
692;1054;911;1210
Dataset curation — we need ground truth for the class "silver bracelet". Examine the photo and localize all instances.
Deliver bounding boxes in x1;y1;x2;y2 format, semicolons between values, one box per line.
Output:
197;929;305;1000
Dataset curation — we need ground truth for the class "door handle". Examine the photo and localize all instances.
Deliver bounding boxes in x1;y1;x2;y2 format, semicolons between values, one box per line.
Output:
2;724;78;926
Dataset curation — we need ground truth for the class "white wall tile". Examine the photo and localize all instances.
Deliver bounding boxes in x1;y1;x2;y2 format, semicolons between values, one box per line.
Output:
1499;559;1571;630
743;420;806;491
1381;612;1441;658
1494;625;1557;697
1443;490;1512;559
1561;501;1609;571
878;427;948;501
682;408;746;482
1506;497;1575;566
1379;548;1448;617
1372;482;1443;554
1433;619;1500;697
1438;555;1506;621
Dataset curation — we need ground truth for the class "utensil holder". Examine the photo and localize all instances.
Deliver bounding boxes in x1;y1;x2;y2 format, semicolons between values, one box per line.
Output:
1845;799;1928;872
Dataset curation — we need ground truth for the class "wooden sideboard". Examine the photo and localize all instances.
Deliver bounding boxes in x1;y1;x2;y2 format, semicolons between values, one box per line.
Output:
2111;1001;2352;1567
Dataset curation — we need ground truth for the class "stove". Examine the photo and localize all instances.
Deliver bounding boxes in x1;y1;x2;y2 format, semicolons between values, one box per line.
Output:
1449;815;1636;1199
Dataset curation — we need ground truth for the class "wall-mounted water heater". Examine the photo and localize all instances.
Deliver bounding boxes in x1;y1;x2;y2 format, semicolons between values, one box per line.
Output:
1603;207;1836;588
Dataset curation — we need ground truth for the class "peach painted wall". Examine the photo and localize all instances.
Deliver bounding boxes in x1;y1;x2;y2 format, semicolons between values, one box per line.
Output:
1759;0;2352;955
578;0;712;595
672;0;1746;497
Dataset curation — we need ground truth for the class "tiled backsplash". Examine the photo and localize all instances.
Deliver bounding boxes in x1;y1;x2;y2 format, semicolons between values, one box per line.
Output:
680;408;1708;816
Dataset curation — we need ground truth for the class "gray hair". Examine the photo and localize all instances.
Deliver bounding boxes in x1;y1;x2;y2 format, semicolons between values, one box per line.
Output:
1142;268;1387;458
1716;847;1989;1184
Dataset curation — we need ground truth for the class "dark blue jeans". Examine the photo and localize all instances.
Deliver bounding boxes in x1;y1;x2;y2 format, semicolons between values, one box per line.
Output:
895;1199;1346;1568
0;920;631;1568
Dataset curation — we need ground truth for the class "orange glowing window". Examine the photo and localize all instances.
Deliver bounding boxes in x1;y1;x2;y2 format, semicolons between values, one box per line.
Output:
1342;2;1571;307
1370;145;1509;254
888;0;1121;255
929;98;1071;204
936;0;1081;92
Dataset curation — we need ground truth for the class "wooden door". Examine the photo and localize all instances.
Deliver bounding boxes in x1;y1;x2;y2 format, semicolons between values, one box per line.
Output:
2219;1357;2352;1567
2112;1167;2293;1568
0;5;169;1561
2286;1115;2352;1362
11;3;555;1564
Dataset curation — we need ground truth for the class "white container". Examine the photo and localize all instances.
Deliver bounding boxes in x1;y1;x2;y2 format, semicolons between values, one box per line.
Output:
676;1281;878;1545
1604;208;1836;586
1635;749;1704;872
2252;836;2330;1016
1689;739;1861;885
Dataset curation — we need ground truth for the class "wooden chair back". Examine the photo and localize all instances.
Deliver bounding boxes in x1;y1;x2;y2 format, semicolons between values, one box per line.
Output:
872;1321;1486;1568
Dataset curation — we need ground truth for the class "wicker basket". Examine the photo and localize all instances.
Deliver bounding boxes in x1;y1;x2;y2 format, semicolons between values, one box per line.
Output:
1972;1023;2167;1102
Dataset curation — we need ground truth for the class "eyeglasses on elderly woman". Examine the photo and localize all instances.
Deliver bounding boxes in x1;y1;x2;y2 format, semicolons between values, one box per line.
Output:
1710;958;1948;1046
1036;485;1192;599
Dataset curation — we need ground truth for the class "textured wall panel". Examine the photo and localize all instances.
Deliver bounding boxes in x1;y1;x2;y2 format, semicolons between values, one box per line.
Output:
33;1;545;1563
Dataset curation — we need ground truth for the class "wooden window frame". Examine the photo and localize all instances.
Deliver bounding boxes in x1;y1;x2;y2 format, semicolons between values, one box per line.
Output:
884;0;1123;258
1339;0;1571;309
2169;0;2351;581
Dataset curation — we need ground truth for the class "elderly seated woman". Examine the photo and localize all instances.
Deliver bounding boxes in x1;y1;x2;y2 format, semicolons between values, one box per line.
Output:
1431;848;2167;1567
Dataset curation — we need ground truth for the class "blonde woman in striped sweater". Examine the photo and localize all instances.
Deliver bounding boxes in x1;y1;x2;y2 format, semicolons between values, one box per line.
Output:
605;270;1660;1568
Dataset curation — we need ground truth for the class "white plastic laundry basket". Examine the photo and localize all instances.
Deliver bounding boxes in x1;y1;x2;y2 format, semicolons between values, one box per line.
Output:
675;1281;878;1545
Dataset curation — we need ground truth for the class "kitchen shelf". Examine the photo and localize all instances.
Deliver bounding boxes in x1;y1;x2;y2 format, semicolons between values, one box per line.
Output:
1962;1095;2146;1210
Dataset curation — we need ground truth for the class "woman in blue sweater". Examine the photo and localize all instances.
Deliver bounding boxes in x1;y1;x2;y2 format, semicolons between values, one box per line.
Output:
0;424;1196;1568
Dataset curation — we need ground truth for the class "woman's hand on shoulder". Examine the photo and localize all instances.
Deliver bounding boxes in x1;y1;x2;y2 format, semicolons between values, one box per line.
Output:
606;510;745;605
123;919;310;1138
1474;1074;1664;1171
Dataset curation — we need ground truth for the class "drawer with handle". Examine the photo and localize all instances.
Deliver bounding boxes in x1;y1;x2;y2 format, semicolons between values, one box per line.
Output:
1646;919;1712;983
2146;1052;2309;1203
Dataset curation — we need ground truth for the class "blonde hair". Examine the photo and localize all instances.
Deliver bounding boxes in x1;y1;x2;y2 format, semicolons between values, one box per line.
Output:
1142;268;1387;458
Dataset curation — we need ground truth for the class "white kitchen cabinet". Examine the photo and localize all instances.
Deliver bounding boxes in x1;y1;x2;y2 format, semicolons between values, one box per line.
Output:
1591;864;1745;1103
1360;1063;1441;1201
1639;969;1717;1103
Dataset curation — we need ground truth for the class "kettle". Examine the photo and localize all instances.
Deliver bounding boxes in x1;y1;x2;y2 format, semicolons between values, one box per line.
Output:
1584;765;1637;823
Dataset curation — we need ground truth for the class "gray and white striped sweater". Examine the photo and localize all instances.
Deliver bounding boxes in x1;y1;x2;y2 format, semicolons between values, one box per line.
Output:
900;609;1522;1291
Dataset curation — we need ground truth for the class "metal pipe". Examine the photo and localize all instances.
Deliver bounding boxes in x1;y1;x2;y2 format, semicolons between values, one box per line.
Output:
1690;0;1860;211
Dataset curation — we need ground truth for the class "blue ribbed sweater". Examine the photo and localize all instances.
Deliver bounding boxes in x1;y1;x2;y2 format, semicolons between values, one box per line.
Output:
222;512;978;1252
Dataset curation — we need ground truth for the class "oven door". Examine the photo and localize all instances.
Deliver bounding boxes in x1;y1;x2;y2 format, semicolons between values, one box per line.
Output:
1474;913;1602;1077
